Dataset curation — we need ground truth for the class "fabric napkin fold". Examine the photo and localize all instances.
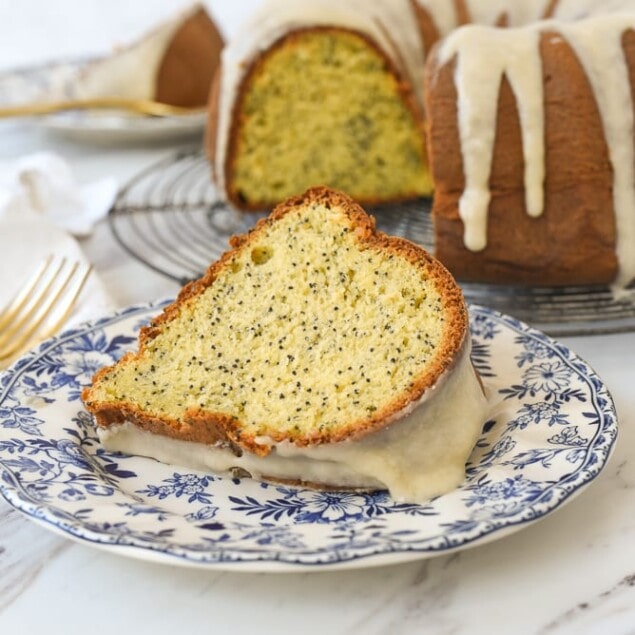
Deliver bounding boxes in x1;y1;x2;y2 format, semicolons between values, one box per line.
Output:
0;152;118;237
0;153;117;335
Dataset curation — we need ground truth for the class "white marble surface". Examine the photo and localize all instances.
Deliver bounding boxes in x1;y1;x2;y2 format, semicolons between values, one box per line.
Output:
1;2;635;634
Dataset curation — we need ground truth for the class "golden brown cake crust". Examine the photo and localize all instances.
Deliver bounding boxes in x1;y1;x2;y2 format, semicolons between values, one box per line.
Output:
214;26;427;211
155;6;224;107
83;187;468;456
424;30;619;286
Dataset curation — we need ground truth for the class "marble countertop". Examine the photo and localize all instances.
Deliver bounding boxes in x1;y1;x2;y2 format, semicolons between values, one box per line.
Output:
1;2;635;634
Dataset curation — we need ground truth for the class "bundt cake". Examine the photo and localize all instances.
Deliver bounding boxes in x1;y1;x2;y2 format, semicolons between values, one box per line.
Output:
67;3;224;108
206;0;433;210
423;6;635;288
82;187;487;503
207;0;635;289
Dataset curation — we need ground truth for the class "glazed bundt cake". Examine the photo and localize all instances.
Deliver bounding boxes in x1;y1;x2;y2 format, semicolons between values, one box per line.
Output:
67;3;224;108
207;0;433;210
83;187;487;503
424;7;635;288
207;0;635;289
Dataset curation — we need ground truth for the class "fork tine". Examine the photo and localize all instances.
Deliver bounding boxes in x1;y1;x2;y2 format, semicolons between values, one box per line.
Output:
0;257;92;362
0;254;54;331
37;262;92;341
0;257;68;347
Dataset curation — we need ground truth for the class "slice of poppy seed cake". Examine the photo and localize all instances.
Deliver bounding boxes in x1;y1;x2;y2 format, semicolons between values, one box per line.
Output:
82;187;488;503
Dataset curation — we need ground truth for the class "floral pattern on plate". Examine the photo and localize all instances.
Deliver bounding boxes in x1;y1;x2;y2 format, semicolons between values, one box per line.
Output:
0;301;618;571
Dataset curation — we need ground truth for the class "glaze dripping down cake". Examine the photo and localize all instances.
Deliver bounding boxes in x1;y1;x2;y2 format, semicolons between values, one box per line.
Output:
424;8;635;288
82;188;487;503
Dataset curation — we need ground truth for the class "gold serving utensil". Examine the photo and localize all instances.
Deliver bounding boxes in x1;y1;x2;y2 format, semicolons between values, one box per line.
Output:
0;98;206;118
0;255;92;368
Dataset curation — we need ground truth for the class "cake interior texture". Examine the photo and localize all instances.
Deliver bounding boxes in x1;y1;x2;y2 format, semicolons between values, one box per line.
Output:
86;189;461;449
226;29;432;208
83;188;485;502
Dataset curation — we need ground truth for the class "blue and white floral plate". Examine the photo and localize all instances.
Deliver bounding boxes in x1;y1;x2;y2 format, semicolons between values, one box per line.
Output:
0;301;618;571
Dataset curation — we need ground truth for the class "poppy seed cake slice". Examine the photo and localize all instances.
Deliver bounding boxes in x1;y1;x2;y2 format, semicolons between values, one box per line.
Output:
82;187;487;502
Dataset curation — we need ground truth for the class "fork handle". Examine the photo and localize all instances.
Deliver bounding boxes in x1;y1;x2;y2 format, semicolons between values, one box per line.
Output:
0;98;205;118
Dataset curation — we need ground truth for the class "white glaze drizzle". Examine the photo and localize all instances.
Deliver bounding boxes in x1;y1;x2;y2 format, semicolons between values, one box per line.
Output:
437;9;635;286
559;14;635;289
414;0;457;36
415;0;635;35
554;0;635;21
438;25;545;251
465;0;547;24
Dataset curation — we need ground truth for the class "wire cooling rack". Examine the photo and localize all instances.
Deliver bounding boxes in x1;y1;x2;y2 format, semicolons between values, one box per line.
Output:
109;147;635;336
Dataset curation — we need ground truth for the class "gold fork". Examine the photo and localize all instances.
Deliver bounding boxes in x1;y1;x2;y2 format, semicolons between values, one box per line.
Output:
0;98;206;119
0;255;92;366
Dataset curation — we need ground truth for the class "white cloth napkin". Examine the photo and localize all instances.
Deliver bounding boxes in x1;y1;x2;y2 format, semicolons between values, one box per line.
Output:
0;152;117;237
0;153;117;332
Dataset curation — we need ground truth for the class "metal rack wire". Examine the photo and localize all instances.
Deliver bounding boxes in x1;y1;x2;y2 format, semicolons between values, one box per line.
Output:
109;148;635;336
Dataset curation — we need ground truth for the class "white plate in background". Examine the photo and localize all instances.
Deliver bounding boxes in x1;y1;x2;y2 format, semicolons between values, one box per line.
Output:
41;110;207;144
